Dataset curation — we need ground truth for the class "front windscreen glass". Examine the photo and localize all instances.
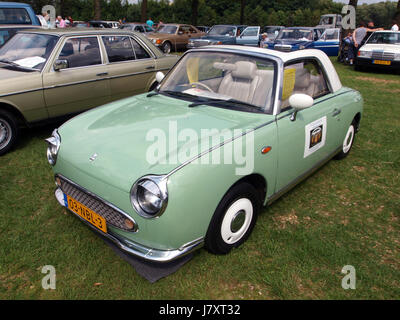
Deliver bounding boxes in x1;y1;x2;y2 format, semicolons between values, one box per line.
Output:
208;26;236;37
156;25;177;34
159;51;276;113
277;29;313;41
367;32;400;45
0;33;58;71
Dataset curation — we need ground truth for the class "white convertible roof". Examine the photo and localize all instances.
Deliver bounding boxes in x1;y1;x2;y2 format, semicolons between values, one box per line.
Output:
201;45;343;93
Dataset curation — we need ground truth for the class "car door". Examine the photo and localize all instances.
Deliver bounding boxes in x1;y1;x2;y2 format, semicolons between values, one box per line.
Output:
313;28;340;56
102;35;156;99
42;35;111;118
236;26;260;46
274;58;342;193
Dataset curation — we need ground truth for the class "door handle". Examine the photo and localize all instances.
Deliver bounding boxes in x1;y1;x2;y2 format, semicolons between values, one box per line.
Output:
332;108;341;117
96;72;108;76
146;66;155;70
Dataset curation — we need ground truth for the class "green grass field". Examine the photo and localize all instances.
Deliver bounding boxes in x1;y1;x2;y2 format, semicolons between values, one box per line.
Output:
0;58;399;300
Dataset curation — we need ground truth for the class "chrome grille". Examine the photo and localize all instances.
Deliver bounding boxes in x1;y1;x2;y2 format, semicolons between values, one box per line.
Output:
193;40;209;47
59;176;134;232
371;51;394;61
274;44;291;52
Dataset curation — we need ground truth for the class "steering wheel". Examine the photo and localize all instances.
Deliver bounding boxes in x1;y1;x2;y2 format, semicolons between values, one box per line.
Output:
190;82;214;93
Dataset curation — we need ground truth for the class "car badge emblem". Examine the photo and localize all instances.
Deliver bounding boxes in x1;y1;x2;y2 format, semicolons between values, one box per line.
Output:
89;153;98;162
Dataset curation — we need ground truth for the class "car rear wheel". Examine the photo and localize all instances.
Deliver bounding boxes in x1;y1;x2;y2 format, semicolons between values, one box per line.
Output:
205;182;260;254
0;110;19;156
161;41;171;54
335;122;355;160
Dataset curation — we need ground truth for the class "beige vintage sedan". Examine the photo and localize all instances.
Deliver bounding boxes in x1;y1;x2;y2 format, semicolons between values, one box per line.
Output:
147;24;205;53
0;28;178;155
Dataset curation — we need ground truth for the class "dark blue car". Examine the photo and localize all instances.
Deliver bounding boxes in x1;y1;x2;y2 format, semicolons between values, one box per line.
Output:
0;2;40;26
267;27;340;56
187;25;247;48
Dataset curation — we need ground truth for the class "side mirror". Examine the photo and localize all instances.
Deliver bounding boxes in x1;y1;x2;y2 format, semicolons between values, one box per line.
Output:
289;93;313;121
53;59;68;71
156;71;165;83
178;31;183;35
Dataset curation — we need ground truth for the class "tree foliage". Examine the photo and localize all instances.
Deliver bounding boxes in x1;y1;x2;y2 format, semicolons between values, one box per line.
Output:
9;0;397;28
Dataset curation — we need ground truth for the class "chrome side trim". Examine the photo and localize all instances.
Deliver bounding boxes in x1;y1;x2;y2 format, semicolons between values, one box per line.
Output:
55;187;203;263
55;174;138;233
0;87;43;98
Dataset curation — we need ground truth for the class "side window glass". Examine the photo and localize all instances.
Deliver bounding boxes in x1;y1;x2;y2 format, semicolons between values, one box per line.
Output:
59;37;101;68
280;60;330;111
102;36;135;63
131;38;150;59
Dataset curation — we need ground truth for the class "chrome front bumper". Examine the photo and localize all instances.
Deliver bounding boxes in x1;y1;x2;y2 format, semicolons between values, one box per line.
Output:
54;188;204;263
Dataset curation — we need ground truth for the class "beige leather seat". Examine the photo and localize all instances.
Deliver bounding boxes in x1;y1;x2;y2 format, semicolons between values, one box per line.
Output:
217;61;260;105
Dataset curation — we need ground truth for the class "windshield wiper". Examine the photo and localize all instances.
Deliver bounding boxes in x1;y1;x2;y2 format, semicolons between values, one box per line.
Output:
159;90;199;99
189;97;262;111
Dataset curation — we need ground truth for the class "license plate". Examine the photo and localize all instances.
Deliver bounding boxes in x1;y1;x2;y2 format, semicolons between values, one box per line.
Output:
66;194;107;233
373;60;391;65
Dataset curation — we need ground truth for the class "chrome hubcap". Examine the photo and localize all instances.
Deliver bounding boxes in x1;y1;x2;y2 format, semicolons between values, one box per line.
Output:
343;125;354;153
0;119;11;150
230;210;246;233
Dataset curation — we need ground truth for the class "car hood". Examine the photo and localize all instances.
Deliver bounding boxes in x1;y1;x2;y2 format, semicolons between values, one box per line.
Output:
57;93;270;192
273;39;312;46
360;43;400;53
146;32;174;40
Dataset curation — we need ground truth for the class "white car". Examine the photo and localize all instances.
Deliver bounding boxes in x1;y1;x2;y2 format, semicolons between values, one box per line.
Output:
356;31;400;71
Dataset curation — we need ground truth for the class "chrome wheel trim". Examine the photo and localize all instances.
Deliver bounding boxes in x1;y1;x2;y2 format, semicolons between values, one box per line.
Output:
343;125;355;154
163;42;171;53
220;198;253;245
0;118;12;150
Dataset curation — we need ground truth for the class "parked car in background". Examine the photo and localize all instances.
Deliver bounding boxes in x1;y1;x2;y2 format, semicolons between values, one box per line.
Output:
356;31;400;71
120;23;154;34
0;2;40;26
147;24;205;53
267;27;322;53
0;24;40;47
196;26;210;33
88;20;120;28
262;26;284;41
316;14;342;29
312;28;341;56
187;24;247;48
72;21;89;28
236;25;261;46
0;28;178;155
46;46;362;262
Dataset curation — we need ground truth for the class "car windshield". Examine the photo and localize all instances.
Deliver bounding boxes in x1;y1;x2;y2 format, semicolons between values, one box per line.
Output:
156;25;177;34
277;29;313;41
0;33;58;71
367;32;400;45
158;51;276;113
208;26;236;37
0;8;32;24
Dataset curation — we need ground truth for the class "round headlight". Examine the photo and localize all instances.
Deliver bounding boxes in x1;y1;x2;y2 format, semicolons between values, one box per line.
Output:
130;175;168;219
45;129;61;166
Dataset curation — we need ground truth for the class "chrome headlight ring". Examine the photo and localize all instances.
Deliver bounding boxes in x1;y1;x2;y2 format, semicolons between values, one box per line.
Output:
130;175;168;219
45;129;61;166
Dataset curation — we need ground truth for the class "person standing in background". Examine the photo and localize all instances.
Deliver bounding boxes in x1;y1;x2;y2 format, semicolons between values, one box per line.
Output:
352;22;383;56
146;17;154;28
56;16;66;28
391;21;399;31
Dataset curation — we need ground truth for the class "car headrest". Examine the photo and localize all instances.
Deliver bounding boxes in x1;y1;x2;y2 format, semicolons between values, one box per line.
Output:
60;42;74;56
294;69;311;89
232;61;257;80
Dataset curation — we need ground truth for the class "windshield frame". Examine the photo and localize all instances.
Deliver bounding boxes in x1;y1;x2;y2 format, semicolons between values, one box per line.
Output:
157;48;279;115
0;32;59;72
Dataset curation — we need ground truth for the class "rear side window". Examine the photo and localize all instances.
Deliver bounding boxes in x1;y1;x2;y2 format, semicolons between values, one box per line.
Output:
0;8;32;24
59;37;102;68
102;36;135;63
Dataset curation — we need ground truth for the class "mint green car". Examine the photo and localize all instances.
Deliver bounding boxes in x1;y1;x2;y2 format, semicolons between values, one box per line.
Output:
47;46;363;262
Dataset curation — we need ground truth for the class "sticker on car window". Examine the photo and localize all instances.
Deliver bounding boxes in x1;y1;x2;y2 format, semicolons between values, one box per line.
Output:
304;116;327;158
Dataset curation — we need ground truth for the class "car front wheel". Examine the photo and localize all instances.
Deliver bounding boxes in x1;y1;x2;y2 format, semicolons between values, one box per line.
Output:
161;41;171;54
0;110;19;156
205;182;260;254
